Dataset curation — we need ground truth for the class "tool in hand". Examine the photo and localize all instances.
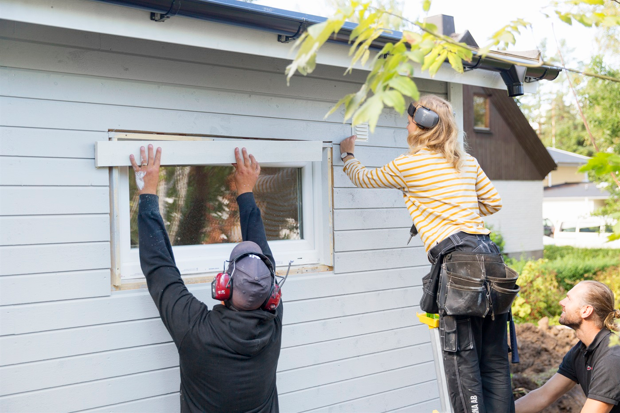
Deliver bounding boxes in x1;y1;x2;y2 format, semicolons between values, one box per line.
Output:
407;222;418;245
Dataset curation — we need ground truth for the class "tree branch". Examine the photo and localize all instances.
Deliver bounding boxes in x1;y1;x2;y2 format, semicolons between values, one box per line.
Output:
369;6;620;83
553;26;620;189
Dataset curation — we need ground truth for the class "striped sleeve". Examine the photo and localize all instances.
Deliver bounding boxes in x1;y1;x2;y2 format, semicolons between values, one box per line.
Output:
343;158;407;190
474;160;502;216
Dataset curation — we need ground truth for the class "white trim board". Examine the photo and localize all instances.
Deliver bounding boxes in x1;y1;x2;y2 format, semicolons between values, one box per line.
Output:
0;0;536;93
95;140;323;167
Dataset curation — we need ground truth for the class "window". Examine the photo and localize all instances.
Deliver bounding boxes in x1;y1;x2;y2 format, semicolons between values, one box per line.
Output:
473;95;490;130
579;226;600;233
101;133;332;286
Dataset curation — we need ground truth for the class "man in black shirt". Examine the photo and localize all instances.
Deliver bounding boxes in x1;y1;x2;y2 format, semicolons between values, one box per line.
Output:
515;280;620;413
130;145;283;413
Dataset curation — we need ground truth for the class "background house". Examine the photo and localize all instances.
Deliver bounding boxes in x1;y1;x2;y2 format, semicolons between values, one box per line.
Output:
544;147;609;223
0;1;560;411
462;86;557;259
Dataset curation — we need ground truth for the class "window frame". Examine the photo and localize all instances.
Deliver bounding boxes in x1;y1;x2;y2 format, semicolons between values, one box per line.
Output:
473;94;491;131
107;132;333;287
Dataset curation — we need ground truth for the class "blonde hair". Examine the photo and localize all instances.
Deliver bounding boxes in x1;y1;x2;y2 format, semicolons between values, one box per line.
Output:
407;95;467;171
579;280;620;332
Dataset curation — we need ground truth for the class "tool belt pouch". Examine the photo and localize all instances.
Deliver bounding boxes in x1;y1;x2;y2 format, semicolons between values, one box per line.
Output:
438;252;520;317
420;265;441;314
441;315;458;352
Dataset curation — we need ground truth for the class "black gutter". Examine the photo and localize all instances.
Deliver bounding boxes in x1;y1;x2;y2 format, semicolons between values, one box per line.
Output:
94;0;561;92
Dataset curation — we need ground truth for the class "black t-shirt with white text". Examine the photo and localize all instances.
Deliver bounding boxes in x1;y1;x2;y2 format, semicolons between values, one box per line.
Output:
558;329;620;411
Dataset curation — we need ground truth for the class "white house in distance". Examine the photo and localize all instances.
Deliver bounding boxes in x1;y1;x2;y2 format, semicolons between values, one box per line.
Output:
544;147;609;223
0;0;561;411
544;147;614;247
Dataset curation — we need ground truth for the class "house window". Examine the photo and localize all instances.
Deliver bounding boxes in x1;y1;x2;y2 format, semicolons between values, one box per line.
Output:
473;95;490;130
101;133;332;285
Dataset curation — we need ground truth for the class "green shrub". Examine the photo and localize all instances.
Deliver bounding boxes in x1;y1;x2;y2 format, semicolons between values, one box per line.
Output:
512;259;565;323
510;246;620;324
486;225;505;254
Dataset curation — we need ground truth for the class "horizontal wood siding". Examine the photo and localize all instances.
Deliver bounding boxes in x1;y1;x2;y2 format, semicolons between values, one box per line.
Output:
0;19;445;412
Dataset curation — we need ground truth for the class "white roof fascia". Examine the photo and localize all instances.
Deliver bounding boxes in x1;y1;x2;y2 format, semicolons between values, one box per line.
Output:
1;0;537;93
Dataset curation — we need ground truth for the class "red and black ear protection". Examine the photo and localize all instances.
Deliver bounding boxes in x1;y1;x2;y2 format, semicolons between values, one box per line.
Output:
211;252;288;312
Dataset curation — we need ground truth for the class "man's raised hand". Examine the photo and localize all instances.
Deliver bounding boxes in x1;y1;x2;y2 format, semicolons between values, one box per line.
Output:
129;144;162;195
232;147;260;195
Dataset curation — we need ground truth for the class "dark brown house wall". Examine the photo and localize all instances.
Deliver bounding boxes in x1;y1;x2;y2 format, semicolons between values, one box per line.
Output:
463;85;543;181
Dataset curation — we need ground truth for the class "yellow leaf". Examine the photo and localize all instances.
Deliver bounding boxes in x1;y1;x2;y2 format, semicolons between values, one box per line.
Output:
421;48;440;71
403;30;422;45
428;50;447;77
447;52;464;73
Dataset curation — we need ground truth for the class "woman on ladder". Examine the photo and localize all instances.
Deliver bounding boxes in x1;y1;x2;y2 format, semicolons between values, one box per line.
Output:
340;94;517;413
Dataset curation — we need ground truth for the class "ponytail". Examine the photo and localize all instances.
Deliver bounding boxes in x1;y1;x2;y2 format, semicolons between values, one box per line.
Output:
580;281;619;331
604;309;620;332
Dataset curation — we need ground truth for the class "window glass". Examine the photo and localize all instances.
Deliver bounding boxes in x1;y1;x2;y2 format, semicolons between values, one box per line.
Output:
604;225;614;233
560;226;576;232
578;226;600;233
129;166;302;248
473;95;489;129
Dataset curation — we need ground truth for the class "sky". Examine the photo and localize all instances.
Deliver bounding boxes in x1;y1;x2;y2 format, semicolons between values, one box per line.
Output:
252;0;602;68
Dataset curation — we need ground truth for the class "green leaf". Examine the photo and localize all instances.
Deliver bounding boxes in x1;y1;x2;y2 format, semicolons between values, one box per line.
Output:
325;93;353;119
447;52;464;73
388;76;420;100
581;0;604;5
421;47;440;71
307;22;328;39
381;90;406;113
428;50;448;77
423;0;431;12
405;50;425;63
556;11;573;25
353;94;384;132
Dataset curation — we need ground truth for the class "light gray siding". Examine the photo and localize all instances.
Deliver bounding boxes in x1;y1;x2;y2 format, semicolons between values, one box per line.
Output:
0;20;445;412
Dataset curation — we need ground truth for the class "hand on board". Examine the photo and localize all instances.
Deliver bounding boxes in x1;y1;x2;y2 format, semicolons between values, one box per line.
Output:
129;144;162;195
340;135;356;157
232;147;260;195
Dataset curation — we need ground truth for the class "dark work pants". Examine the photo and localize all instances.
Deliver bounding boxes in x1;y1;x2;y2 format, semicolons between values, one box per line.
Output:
429;232;515;413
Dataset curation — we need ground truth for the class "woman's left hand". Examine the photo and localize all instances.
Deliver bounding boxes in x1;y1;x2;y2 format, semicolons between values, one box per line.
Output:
340;135;356;154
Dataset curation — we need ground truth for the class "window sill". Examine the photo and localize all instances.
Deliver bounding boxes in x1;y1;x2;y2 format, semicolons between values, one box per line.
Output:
474;128;492;134
112;264;334;291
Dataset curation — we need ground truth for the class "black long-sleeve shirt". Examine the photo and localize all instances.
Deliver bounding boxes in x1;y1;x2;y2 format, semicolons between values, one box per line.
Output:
138;192;282;413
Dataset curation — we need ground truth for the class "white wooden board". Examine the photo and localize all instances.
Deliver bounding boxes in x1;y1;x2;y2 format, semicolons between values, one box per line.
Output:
81;394;180;413
0;157;108;186
0;215;110;246
309;381;440;413
279;362;436;412
335;247;429;273
334;208;412;231
95;140;323;167
0;127;103;158
0;270;110;306
0;242;110;276
0;187;109;215
277;344;434;394
0;343;178;397
0;367;180;413
279;325;429;372
335;228;424;252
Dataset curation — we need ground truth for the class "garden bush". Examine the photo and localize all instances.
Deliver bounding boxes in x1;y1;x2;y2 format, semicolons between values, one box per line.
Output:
509;246;620;324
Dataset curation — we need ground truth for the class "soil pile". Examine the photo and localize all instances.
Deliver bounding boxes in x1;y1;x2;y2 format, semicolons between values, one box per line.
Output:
511;318;586;412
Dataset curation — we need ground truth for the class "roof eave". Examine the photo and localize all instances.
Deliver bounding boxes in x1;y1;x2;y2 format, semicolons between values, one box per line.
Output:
93;0;561;84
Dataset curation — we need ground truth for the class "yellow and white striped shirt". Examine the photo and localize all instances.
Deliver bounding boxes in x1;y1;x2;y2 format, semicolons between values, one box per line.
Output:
343;149;502;252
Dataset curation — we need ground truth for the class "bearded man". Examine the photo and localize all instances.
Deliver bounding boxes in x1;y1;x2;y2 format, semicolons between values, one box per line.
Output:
515;280;620;413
